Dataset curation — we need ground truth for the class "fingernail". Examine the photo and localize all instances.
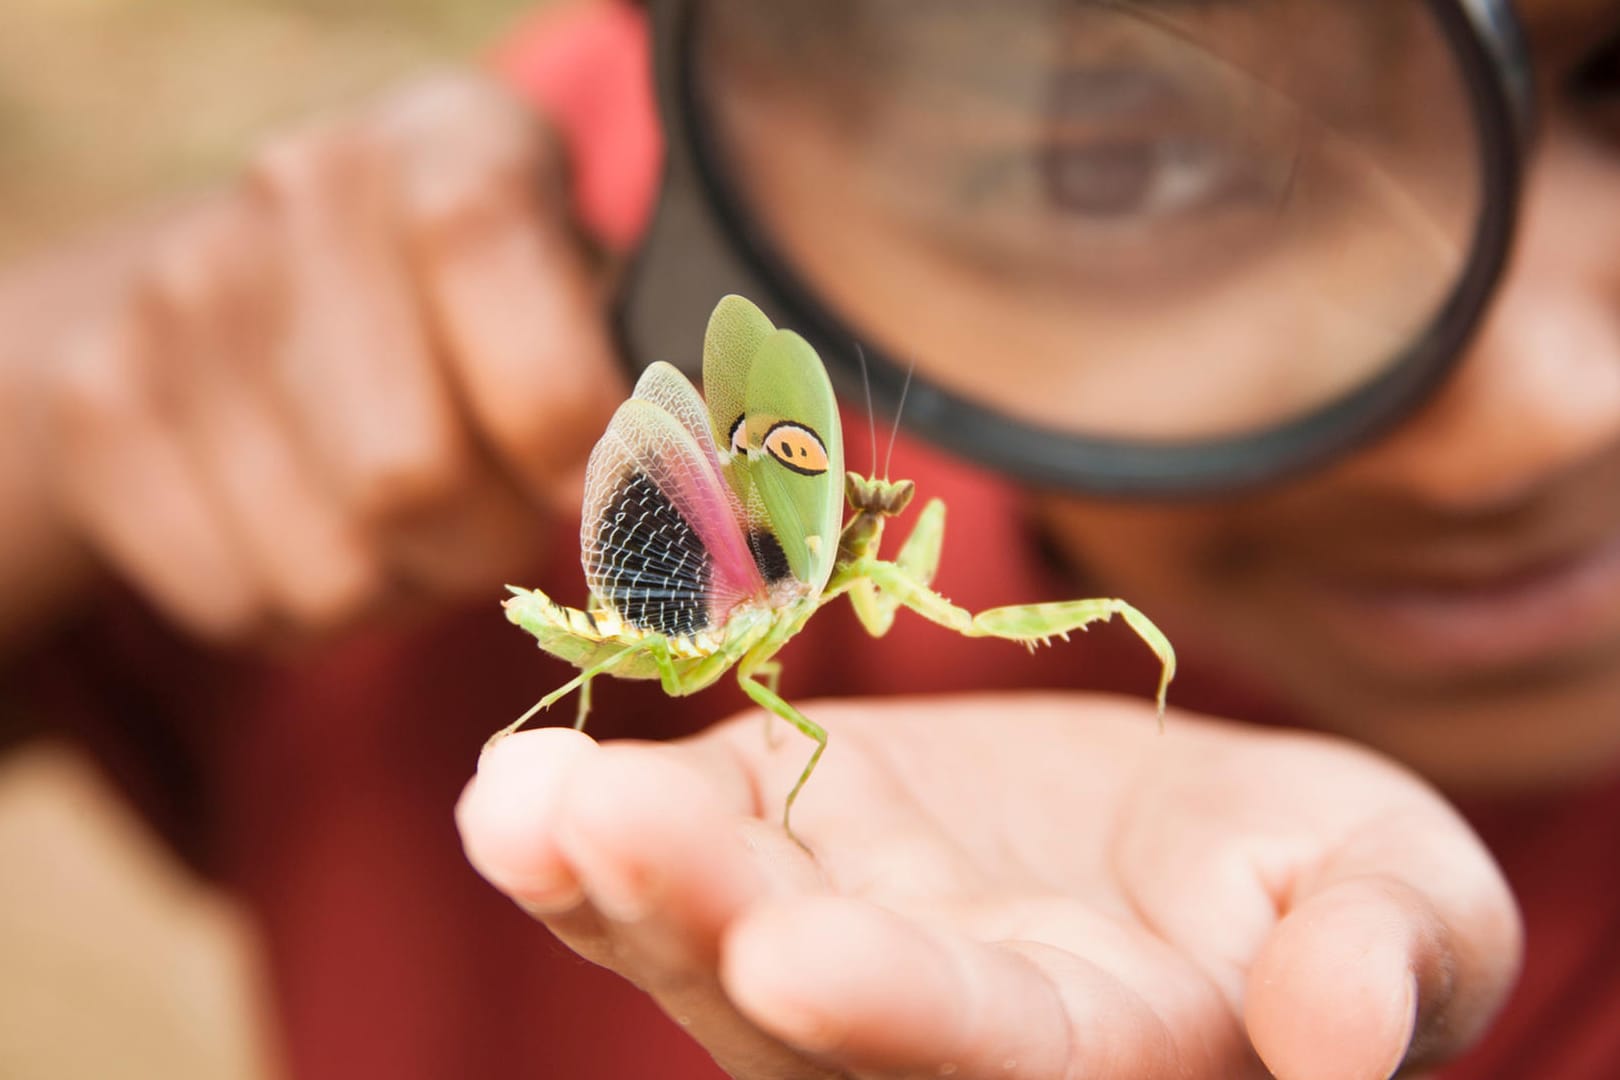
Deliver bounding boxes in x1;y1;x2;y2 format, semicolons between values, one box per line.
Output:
1378;969;1420;1080
757;1001;845;1055
515;883;585;918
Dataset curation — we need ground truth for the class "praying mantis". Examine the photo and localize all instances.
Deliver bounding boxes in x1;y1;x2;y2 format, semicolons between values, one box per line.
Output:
500;295;1175;844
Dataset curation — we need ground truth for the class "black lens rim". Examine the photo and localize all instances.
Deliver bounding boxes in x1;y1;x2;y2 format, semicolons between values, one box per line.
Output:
626;0;1533;497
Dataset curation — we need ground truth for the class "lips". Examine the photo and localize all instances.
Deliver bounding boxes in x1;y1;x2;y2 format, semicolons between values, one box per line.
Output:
1293;527;1620;681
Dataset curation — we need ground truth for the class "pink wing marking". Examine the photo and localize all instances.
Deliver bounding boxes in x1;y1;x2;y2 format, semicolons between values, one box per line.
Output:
633;360;774;546
581;398;766;634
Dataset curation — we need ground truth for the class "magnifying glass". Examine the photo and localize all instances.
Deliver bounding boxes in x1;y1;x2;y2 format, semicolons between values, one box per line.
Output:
618;0;1535;495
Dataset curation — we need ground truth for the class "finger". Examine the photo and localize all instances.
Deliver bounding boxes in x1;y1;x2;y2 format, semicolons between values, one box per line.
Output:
723;896;1202;1080
460;728;803;933
153;200;381;630
381;468;551;595
1245;806;1521;1080
250;124;472;533
460;729;826;1078
387;77;624;514
459;727;599;909
253;119;558;597
49;292;263;639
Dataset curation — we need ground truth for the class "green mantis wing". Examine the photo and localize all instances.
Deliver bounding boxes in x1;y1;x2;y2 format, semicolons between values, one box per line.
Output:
702;295;845;596
700;294;776;452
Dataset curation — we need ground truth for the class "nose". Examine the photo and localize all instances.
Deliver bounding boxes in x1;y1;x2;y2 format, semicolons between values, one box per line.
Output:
1329;123;1620;512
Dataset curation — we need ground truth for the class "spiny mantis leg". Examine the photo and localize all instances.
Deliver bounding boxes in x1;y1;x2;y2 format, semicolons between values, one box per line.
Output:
737;673;826;848
853;557;1177;722
975;599;1177;717
487;644;636;751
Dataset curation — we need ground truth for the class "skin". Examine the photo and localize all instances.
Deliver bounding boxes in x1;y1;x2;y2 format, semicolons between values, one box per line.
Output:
461;706;1516;1080
1033;4;1620;789
0;1;1612;1078
458;2;1614;1077
0;76;624;653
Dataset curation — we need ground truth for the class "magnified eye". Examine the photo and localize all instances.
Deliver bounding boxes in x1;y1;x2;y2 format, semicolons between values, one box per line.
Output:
1029;64;1271;223
950;126;1281;244
945;65;1291;238
1040;133;1252;220
1041;137;1157;217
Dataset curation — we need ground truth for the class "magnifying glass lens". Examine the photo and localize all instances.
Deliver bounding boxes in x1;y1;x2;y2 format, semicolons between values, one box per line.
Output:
694;0;1485;442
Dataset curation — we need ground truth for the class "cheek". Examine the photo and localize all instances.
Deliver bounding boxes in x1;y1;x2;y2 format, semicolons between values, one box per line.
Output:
1036;496;1311;684
1037;497;1342;715
1038;499;1242;600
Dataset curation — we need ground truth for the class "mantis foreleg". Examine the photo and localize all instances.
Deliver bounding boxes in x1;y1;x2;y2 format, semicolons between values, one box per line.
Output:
854;557;1177;720
850;557;973;634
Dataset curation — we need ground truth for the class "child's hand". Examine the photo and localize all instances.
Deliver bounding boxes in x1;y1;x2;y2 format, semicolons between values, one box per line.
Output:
460;694;1520;1080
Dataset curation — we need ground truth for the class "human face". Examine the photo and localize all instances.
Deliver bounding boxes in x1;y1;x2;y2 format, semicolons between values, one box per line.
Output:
1037;0;1620;791
697;0;1490;447
705;0;1620;789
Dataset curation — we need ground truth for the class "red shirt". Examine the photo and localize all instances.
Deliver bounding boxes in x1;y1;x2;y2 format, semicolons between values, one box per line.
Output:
24;3;1620;1077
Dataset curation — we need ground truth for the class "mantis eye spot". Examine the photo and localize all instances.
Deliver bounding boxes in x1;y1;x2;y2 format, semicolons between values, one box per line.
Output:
763;421;829;476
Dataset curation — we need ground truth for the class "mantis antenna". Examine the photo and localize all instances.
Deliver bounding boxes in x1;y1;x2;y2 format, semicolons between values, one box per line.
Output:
883;357;917;482
854;341;879;479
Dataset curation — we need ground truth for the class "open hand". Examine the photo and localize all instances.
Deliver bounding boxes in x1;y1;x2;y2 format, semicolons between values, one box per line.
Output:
458;695;1520;1080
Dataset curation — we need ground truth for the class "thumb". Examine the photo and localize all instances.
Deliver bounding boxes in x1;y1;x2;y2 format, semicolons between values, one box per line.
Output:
1245;808;1522;1080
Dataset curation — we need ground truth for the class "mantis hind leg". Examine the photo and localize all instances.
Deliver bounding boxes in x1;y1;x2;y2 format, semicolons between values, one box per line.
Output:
486;645;634;753
738;673;825;850
753;660;784;746
574;674;594;730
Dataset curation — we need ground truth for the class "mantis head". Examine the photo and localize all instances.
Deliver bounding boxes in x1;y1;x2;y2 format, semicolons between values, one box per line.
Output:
846;472;916;519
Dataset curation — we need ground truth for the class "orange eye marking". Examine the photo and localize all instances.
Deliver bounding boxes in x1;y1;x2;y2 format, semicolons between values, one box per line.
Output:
763;422;829;476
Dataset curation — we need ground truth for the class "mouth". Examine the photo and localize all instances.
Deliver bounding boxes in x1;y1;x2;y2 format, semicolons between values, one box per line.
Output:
1294;527;1620;682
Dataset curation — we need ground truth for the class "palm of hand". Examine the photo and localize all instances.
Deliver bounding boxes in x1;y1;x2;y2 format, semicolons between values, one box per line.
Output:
459;694;1517;1080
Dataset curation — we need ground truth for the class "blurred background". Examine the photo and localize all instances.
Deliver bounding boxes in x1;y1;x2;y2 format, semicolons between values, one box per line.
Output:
0;0;540;258
0;1;540;1076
